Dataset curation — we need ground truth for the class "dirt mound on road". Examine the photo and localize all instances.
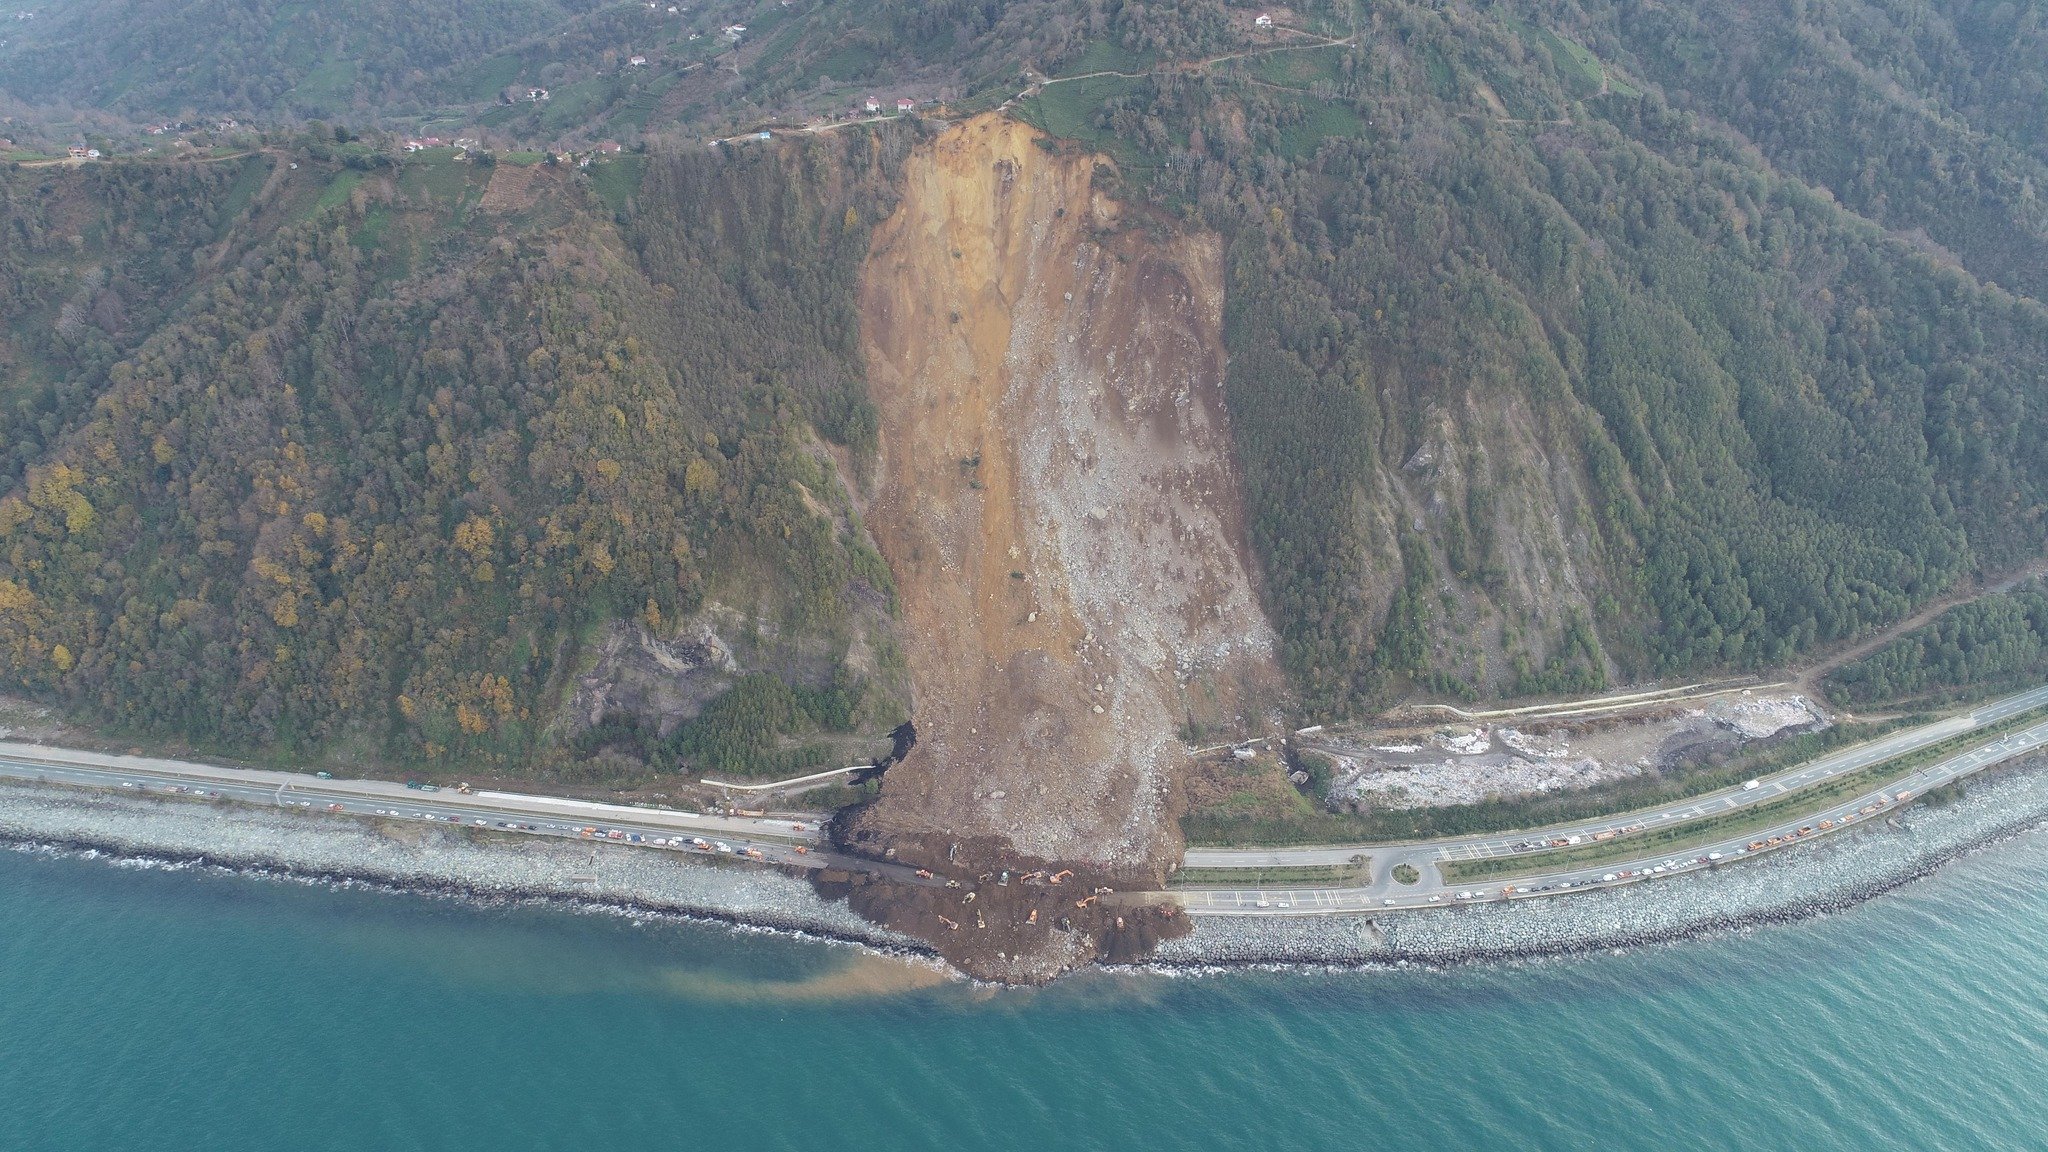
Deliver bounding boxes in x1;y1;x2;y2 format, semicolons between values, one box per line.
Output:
837;114;1279;977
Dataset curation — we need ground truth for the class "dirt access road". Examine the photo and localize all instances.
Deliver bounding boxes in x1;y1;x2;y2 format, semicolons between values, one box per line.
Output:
1792;557;2048;694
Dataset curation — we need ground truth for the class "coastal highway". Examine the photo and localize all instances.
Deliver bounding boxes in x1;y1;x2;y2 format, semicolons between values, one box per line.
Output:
0;741;925;881
1176;709;2048;916
1185;684;2048;872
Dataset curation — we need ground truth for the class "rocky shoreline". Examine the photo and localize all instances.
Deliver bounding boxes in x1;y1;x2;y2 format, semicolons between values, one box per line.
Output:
1155;752;2048;971
0;777;933;963
7;754;2048;982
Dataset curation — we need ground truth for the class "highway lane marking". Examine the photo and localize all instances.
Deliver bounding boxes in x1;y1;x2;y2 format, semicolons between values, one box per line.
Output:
0;760;887;873
1185;720;2048;915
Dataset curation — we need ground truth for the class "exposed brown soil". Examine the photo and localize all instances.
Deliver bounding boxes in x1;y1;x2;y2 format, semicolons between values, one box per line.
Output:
832;114;1279;979
478;164;542;213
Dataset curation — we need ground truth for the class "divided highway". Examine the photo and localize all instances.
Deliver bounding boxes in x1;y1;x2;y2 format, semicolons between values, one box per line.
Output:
9;684;2047;921
0;740;924;881
1178;685;2048;915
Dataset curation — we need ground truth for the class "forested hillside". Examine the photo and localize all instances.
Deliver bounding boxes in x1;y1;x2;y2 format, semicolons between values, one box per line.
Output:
0;138;910;777
3;0;2046;778
979;0;2048;716
1583;0;2048;302
1828;579;2048;706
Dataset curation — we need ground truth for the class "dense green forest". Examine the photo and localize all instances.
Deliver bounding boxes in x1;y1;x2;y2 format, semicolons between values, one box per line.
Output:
1582;0;2048;302
997;0;2048;716
0;135;909;777
1828;581;2048;706
0;159;269;484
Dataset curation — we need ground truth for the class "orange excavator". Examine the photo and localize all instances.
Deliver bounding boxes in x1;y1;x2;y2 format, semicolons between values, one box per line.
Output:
1049;869;1073;885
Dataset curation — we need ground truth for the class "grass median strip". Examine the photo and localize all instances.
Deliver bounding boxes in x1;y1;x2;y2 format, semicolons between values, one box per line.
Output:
1170;858;1369;888
1441;706;2048;883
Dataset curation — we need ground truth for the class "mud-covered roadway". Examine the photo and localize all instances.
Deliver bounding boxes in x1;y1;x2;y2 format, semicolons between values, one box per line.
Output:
815;828;1188;983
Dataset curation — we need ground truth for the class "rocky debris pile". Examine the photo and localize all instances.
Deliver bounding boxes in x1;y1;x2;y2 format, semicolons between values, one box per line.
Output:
1496;727;1570;758
1321;690;1833;811
1327;749;1633;810
818;827;1189;983
1432;728;1491;755
1702;693;1828;741
1158;753;2048;969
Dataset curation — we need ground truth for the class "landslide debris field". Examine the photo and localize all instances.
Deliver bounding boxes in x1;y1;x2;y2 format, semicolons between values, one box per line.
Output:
834;115;1280;978
1311;691;1832;812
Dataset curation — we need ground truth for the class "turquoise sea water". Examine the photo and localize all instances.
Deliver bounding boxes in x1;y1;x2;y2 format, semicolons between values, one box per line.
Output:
5;834;2048;1152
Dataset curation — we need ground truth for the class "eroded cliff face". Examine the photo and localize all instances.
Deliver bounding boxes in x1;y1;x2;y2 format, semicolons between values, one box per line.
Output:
837;116;1277;975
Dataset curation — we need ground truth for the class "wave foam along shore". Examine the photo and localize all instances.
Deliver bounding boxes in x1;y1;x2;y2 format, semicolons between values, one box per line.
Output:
1156;753;2048;970
0;777;929;960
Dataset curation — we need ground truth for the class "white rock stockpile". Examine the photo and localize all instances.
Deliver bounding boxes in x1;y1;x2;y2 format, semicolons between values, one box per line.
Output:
1324;691;1833;811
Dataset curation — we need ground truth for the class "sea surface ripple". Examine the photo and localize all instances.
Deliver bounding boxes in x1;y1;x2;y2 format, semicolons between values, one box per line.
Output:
5;827;2048;1150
